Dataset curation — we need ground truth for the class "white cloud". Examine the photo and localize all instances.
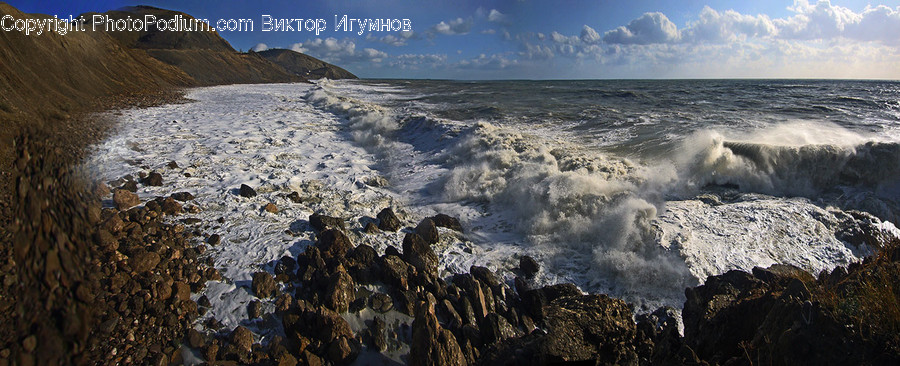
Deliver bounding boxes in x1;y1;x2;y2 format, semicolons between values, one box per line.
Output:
777;0;900;44
580;25;602;44
682;6;776;43
251;43;268;52
290;38;388;64
488;9;508;23
603;12;680;44
432;17;473;35
457;53;518;69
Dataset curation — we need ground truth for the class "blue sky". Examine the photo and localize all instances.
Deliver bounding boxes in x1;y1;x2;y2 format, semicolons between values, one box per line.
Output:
11;1;900;79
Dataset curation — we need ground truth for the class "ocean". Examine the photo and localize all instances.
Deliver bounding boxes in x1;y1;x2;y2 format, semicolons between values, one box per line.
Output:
88;79;900;334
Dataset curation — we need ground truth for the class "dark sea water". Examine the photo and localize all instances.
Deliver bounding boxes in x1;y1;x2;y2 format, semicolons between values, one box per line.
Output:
307;79;900;310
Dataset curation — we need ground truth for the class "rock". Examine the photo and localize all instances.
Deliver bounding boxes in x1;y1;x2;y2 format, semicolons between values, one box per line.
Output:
519;256;540;278
752;263;815;285
369;293;394;313
324;265;356;313
430;214;463;232
160;197;182;215
440;299;464;329
198;295;211;308
380;255;410;290
167;161;179;169
316;229;353;259
121;180;139;192
207;234;221;246
309;213;346;231
365;176;389;187
239;184;257;198
130;250;161;274
276;353;298;366
252;272;277;298
364;222;379;234
470;266;501;290
171;192;195;202
264;203;278;213
522;283;582;320
187;329;205;349
143;171;163;186
415;218;440;245
326;336;358;365
368;317;388;352
274;256;297;277
173;281;191;302
248;300;262;319
409;299;467;366
377;207;401;232
636;306;683;365
113;189;141;210
479;294;639;365
402;233;438;276
286;191;302;203
480;313;521;344
231;326;254;352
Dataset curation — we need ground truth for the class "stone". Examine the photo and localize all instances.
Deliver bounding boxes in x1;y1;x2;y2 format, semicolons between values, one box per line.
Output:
409;299;467;366
264;203;278;213
324;265;356;313
286;191;302;203
430;213;463;232
415;218;439;245
380;255;410;291
252;272;277;299
230;326;254;352
274;256;297;277
160;197;182;215
402;233;438;276
248;300;262;319
239;184;257;198
364;222;379;234
317;229;353;259
309;213;345;231
187;329;205;349
480;313;521;344
519;255;540;278
326;336;357;365
173;281;191;302
207;233;221;245
369;293;394;313
113;189;140;210
369;317;388;352
470;265;501;290
171;192;194;201
130;250;161;274
143;171;163;186
377;207;401;232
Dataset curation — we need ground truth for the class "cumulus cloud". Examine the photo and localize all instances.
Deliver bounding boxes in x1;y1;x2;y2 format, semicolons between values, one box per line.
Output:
488;9;508;23
580;25;601;44
682;6;776;43
603;12;680;44
457;53;518;69
290;38;387;63
366;31;417;47
251;43;268;52
777;0;900;43
432;17;473;35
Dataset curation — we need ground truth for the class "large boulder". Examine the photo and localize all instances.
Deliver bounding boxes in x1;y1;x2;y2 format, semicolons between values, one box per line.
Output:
377;207;401;232
415;218;439;245
309;213;346;232
409;299;467;366
430;213;463;232
324;265;356;313
252;271;277;298
113;188;141;210
402;233;438;276
316;229;353;259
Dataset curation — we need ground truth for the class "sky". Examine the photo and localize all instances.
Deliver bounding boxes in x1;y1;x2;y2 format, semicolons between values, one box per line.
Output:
10;0;900;79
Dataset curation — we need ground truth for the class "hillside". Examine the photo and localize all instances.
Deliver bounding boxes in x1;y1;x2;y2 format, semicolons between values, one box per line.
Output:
91;6;300;85
258;48;358;79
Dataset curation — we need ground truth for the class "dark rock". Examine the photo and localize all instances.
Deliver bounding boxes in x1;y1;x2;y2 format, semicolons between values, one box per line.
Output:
187;329;205;349
113;189;141;210
470;266;501;290
287;191;302;203
415;218;439;245
402;233;438;276
384;245;401;257
324;265;356;313
130;250;161;274
316;229;353;259
636;306;683;365
309;213;345;232
519;256;540;278
231;326;254;352
368;317;388;352
440;299;464;329
207;233;221;245
198;295;211;308
377;207;401;232
522;283;582;320
239;184;257;198
274;256;297;277
409;299;467;366
369;293;394;313
430;213;463;232
173;281;191;301
480;313;521;345
380;255;410;290
248;300;262;319
364;222;379;234
171;191;195;202
167;161;179;169
752;263;815;285
121;179;139;192
143;171;163;186
252;272;277;299
327;336;358;365
160;197;182;215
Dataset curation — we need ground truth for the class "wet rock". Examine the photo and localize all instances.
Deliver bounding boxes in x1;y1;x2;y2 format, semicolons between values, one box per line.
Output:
415;218;439;245
160;197;182;215
264;203;278;213
324;265;356;313
252;272;277;299
113;189;141;210
121;179;139;192
274;256;297;277
248;300;262;319
440;299;464;329
309;213;346;231
231;326;254;353
377;207;401;232
239;184;257;198
522;283;582;320
286;191;302;203
636;306;683;364
187;329;205;349
369;293;394;313
326;336;358;365
364;222;379;234
402;233;438;276
368;317;388;352
173;281;191;302
470;266;501;290
207;233;221;245
480;313;521;345
365;176;389;187
519;256;540;278
410;299;467;366
171;191;195;202
143;171;163;186
430;213;463;232
316;229;353;259
167;161;179;169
